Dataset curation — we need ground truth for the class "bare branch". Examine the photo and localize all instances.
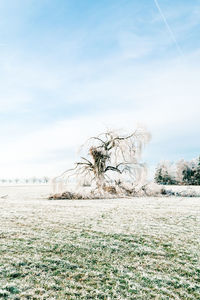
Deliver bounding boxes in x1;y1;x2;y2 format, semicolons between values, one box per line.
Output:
52;127;151;195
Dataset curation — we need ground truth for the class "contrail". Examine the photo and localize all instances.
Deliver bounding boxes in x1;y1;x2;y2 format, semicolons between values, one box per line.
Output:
154;0;184;58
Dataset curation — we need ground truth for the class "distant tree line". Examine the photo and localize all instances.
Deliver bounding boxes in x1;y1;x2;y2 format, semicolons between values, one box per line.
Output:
155;156;200;185
0;177;50;185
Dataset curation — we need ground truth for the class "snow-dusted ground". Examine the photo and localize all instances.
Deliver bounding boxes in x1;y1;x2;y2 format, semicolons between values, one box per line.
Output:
167;185;200;192
0;184;200;236
164;184;200;194
0;184;199;299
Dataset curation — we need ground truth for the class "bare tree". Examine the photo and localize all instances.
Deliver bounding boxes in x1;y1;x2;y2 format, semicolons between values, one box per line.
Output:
52;127;151;197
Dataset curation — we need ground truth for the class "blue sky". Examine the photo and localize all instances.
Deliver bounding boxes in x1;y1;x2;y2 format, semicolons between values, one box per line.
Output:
0;0;200;178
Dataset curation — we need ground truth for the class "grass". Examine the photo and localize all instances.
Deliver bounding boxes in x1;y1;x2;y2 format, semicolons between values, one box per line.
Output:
0;185;200;299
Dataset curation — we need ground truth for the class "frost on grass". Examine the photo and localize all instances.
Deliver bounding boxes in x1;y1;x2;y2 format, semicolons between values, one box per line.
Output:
50;127;155;199
0;185;200;299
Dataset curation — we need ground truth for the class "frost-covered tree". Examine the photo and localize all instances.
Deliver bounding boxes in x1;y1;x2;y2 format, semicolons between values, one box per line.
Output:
181;158;198;185
154;166;163;184
154;161;177;185
175;159;187;184
52;127;151;197
43;176;49;183
182;165;194;185
194;156;200;185
182;156;200;185
156;156;200;186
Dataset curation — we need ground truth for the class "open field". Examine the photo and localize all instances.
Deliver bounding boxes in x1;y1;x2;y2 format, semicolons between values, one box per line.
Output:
0;185;200;299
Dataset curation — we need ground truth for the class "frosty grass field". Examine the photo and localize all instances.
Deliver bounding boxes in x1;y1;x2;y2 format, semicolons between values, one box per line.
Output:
0;185;199;299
